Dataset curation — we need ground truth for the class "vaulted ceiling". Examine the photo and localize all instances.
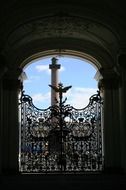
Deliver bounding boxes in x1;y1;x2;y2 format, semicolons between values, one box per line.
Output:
0;0;126;70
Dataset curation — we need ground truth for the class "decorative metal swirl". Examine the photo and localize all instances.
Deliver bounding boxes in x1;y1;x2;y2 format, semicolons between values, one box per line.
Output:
19;86;103;173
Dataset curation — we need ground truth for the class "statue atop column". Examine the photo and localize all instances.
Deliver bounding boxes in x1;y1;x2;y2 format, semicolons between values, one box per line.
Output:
49;83;72;105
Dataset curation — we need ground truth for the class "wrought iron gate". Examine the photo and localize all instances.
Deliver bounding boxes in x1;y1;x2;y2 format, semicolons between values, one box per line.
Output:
19;84;103;173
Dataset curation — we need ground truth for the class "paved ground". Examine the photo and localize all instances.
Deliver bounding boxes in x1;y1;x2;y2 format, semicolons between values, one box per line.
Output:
0;173;126;190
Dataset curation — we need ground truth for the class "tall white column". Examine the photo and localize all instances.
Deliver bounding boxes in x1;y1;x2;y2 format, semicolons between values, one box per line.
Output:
0;63;8;174
118;53;126;172
49;57;61;106
119;70;126;172
99;69;121;172
0;79;3;174
1;69;22;174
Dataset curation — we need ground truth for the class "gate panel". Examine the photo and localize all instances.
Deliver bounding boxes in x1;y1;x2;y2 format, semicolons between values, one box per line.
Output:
19;91;103;173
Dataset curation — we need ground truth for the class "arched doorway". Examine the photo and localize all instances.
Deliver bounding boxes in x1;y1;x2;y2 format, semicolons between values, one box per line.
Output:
19;54;104;173
0;12;121;175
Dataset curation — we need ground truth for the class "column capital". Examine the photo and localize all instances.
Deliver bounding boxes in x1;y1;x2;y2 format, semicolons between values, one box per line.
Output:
117;52;126;70
3;78;23;91
117;53;126;83
0;54;9;79
99;67;120;80
0;64;8;79
98;68;120;90
3;68;23;91
3;68;23;80
49;57;61;70
98;79;104;95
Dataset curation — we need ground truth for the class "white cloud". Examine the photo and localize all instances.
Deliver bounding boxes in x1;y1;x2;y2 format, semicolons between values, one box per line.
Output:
31;87;97;109
35;64;65;74
24;75;40;83
32;92;51;107
35;65;49;73
66;87;97;109
59;66;65;72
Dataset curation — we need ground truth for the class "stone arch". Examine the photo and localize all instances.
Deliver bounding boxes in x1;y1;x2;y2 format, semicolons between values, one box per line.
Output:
0;13;122;174
1;13;119;75
21;49;101;70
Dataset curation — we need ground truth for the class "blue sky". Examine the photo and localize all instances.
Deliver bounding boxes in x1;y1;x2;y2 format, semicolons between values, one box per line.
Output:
23;56;98;109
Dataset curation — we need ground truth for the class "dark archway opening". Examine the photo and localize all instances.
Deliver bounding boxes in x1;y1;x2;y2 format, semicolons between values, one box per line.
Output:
19;54;104;173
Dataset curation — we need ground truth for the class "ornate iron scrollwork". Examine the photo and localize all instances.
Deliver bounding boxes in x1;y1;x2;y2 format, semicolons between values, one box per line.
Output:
19;84;103;173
